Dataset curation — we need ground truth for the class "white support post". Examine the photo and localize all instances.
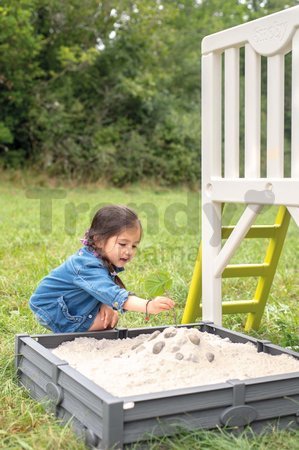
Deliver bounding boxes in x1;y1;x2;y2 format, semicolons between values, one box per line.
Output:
225;48;239;178
267;55;285;178
214;204;263;278
292;29;299;178
202;52;222;325
245;44;261;178
287;207;299;227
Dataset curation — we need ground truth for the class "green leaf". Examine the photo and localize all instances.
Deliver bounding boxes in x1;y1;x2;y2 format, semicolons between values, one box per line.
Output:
143;271;172;297
0;122;13;144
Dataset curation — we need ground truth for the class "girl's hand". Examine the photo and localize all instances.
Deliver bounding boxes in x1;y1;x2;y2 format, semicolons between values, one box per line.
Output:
148;296;175;315
99;304;119;328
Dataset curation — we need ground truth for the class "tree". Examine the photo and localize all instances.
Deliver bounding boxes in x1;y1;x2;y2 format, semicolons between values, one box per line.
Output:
0;0;297;183
0;0;43;167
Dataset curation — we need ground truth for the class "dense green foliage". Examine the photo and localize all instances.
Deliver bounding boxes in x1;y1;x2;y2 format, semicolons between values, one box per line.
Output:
0;0;298;184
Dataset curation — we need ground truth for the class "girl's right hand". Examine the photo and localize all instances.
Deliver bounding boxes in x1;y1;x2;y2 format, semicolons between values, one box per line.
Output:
148;296;175;315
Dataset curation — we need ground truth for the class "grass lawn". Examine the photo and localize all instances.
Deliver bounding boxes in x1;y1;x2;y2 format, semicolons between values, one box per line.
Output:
0;178;298;449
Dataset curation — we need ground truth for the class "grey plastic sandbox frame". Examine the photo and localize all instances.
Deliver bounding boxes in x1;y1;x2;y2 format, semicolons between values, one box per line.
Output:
15;323;299;449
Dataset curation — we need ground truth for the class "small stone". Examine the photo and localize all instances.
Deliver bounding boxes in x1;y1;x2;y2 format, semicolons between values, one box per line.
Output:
164;327;177;338
147;330;161;342
152;341;165;354
171;345;180;353
175;352;184;360
177;337;187;346
206;352;215;362
188;333;201;346
131;341;143;350
188;353;199;363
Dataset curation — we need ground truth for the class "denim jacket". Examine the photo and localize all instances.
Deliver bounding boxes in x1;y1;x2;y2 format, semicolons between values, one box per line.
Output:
29;246;129;333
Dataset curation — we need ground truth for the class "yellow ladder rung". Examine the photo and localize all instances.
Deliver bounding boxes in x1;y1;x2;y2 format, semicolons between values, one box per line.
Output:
223;263;270;278
222;300;260;314
197;300;260;315
222;225;279;239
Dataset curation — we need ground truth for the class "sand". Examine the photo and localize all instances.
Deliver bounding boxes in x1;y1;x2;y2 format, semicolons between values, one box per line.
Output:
52;327;299;397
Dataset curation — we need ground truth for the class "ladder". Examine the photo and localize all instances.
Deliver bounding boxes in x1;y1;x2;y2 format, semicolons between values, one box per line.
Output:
182;205;290;331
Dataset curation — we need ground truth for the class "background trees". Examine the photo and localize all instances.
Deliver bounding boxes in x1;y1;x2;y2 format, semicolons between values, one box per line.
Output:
0;0;298;184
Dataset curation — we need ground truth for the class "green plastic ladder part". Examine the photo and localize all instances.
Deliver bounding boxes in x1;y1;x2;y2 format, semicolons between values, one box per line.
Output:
181;206;291;331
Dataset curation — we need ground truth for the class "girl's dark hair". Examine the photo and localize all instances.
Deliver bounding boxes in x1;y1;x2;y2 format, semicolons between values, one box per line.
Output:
82;205;142;289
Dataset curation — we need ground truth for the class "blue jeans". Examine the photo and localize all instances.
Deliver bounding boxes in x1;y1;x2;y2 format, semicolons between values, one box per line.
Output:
29;297;99;333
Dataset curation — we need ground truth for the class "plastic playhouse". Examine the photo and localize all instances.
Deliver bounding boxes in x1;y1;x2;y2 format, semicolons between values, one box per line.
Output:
183;5;299;330
15;7;299;449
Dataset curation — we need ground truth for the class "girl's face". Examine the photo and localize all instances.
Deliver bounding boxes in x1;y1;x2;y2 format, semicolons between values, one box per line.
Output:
96;226;141;267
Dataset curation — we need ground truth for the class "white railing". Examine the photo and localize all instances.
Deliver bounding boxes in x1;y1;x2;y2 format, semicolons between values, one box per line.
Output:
201;6;299;325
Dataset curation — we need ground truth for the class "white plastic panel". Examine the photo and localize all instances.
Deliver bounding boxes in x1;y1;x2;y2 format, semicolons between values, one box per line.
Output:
209;178;299;206
202;6;298;56
292;29;299;177
214;204;263;278
201;53;222;178
245;44;261;178
225;48;239;178
288;207;299;226
201;52;222;325
267;55;285;178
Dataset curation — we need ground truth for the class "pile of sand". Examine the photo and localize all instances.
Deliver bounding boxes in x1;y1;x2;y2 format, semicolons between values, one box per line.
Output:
52;327;299;397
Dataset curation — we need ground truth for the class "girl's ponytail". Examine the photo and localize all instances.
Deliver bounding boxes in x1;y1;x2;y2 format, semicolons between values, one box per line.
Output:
81;229;126;289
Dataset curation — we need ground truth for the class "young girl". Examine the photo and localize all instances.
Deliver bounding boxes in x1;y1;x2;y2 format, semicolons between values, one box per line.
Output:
29;205;175;333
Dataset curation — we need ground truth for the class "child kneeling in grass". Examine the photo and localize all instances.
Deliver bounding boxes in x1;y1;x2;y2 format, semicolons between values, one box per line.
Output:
29;205;175;333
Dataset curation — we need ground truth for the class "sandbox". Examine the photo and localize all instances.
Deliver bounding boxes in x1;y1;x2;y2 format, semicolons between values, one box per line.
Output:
15;323;299;449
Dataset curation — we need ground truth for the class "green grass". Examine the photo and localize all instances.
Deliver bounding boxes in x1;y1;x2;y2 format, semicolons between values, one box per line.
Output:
1;179;298;449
